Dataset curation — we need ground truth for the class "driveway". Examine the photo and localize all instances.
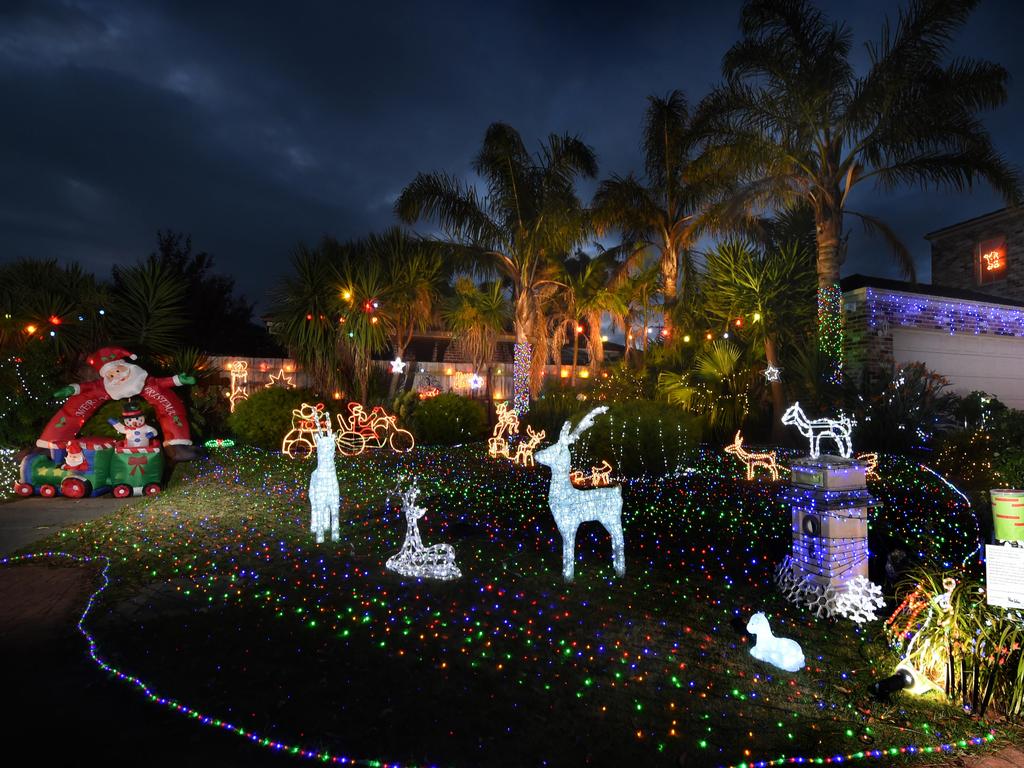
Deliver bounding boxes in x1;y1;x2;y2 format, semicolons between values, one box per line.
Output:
0;495;132;554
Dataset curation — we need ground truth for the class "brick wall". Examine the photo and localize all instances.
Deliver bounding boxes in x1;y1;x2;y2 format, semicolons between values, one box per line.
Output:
929;208;1024;303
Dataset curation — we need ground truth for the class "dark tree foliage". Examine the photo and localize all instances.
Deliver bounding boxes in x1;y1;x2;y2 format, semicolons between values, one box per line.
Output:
118;231;279;356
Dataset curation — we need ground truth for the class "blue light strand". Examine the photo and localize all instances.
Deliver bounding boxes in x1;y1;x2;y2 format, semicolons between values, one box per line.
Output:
0;551;431;768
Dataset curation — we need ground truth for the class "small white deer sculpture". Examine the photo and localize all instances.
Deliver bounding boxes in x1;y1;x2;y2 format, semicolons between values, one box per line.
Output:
746;612;805;673
386;482;461;580
781;401;853;459
308;409;340;543
534;407;624;582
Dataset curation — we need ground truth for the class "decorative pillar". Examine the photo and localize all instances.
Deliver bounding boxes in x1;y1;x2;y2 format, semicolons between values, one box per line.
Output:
776;455;883;621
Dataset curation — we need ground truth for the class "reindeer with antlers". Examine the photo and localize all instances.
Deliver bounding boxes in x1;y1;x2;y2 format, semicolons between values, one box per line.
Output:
512;425;545;466
307;407;340;543
724;431;780;481
535;407;624;582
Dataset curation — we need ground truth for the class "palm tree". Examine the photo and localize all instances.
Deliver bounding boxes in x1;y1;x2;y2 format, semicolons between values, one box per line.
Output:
658;339;751;438
697;0;1021;378
442;277;510;398
592;90;715;305
269;244;349;393
561;255;627;381
396;123;596;412
618;262;661;363
701;239;816;439
110;257;187;356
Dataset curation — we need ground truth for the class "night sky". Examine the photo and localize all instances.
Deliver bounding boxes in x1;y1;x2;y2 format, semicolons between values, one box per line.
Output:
2;0;1021;309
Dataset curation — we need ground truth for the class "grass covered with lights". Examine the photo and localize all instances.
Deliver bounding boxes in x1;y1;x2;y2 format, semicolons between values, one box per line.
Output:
30;445;1017;767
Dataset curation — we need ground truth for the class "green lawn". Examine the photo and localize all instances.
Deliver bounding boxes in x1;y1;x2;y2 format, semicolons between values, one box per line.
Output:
30;444;1019;767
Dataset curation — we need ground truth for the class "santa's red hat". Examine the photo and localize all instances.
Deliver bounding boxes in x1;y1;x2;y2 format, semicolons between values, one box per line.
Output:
87;347;138;374
66;440;82;454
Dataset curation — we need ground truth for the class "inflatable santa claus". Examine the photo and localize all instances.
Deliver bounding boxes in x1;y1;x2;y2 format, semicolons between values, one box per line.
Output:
37;346;197;460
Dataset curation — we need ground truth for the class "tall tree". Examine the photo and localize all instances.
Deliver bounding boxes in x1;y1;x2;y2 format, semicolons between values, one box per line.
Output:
697;0;1020;379
554;254;627;382
592;90;715;305
701;238;816;440
396;122;596;411
442;277;510;398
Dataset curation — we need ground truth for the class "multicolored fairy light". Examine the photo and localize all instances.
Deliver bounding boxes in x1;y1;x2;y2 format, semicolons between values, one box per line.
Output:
818;282;844;384
512;341;530;416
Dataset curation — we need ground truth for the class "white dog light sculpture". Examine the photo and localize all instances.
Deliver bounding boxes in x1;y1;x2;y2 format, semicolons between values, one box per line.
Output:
781;401;853;458
308;409;340;543
746;612;805;673
534;407;624;582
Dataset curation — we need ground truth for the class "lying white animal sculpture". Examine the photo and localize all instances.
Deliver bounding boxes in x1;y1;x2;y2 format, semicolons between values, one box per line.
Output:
746;612;805;673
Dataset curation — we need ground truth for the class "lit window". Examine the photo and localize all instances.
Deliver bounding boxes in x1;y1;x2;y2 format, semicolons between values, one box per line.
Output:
977;236;1007;285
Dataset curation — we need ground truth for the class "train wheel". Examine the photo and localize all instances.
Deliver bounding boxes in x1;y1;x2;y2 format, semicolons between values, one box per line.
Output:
143;483;161;496
112;484;132;499
388;429;415;453
14;482;34;497
336;431;366;457
61;477;91;499
39;484;57;498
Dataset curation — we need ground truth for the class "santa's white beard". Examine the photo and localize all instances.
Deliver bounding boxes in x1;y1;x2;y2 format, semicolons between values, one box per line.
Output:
103;364;148;400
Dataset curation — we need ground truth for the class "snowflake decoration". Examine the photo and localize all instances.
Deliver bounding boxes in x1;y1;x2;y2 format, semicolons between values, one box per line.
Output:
763;363;782;382
834;576;886;624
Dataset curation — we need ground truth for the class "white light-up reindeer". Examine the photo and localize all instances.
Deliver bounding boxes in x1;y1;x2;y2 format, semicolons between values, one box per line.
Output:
781;402;853;459
308;408;340;543
534;407;624;582
385;482;461;580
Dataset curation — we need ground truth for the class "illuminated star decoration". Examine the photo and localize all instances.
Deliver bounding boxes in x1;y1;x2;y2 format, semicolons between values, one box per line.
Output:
390;356;407;374
469;374;483;389
265;369;295;389
763;363;781;382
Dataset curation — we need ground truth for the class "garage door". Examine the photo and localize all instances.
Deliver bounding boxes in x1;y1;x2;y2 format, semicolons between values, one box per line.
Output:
890;327;1024;409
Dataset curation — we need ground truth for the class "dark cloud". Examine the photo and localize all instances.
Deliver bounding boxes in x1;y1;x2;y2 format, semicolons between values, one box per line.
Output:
1;0;1020;306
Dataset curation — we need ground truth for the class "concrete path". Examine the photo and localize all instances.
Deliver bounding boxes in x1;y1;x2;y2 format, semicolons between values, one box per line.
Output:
0;495;131;554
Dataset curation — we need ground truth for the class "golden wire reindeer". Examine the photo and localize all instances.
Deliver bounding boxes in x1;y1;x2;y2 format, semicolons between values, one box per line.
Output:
512;425;545;466
488;401;520;459
724;430;780;481
570;460;614;488
856;452;880;481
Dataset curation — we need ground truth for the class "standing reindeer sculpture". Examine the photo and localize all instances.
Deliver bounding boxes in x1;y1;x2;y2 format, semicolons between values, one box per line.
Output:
512;425;545;466
781;402;853;459
488;401;520;459
535;407;624;582
724;430;780;480
308;408;340;543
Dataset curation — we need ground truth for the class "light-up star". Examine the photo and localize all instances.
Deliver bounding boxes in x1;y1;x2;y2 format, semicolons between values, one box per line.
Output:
763;363;782;382
265;369;295;389
390;356;407;374
469;373;483;389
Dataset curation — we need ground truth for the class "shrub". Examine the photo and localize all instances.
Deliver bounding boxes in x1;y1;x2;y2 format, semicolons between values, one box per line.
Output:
568;400;703;478
994;448;1024;489
228;387;317;450
523;386;587;439
410;393;488;445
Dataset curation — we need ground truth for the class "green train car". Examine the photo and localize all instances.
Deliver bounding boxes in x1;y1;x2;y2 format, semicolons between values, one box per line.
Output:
14;439;164;499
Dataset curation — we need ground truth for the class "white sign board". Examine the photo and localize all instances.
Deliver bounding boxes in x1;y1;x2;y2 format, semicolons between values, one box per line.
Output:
985;545;1024;609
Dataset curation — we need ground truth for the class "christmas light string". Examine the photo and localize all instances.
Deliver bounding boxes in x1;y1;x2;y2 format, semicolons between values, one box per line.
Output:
0;446;996;767
0;551;424;768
